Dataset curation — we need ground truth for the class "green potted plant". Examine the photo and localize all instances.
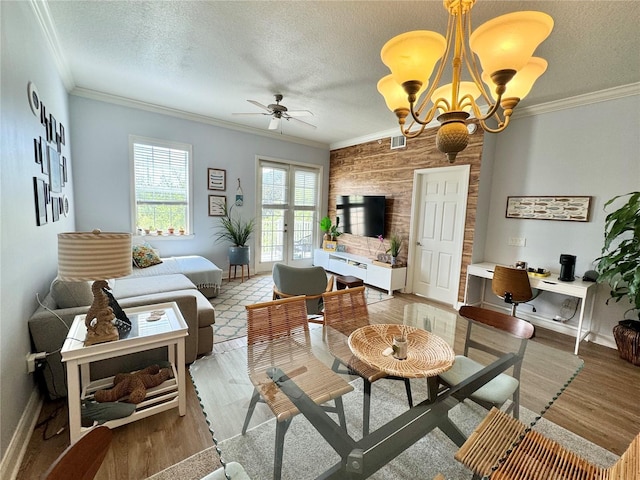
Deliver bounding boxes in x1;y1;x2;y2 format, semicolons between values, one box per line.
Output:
214;204;255;266
387;232;403;265
329;217;342;240
595;191;640;364
320;216;332;241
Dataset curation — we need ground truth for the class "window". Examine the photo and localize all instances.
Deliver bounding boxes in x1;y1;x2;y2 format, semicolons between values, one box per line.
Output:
130;136;192;234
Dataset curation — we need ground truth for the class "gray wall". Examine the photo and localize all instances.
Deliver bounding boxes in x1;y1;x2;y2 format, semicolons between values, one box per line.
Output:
70;96;330;272
1;1;75;460
480;95;640;343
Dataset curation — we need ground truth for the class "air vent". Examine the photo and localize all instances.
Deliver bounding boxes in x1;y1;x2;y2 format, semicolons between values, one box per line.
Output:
390;135;406;150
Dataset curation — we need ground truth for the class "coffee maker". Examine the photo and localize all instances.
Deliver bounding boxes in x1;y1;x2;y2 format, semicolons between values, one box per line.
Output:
559;254;576;282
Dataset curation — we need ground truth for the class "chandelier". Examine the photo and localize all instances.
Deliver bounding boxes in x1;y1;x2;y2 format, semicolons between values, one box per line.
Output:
377;0;553;162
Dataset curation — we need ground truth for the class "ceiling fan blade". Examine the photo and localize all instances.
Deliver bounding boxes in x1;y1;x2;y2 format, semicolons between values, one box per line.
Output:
247;100;272;112
287;116;317;129
232;112;270;116
286;110;314;117
268;116;281;130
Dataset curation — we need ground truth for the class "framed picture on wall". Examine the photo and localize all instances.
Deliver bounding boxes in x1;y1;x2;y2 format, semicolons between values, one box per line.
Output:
48;146;62;193
208;195;226;216
33;177;47;226
208;168;226;191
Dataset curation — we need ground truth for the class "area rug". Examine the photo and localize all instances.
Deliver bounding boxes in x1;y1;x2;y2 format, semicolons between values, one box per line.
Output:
150;378;618;480
211;274;393;343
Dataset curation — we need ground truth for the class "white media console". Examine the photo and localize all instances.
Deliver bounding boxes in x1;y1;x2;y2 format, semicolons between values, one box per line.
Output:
313;249;406;295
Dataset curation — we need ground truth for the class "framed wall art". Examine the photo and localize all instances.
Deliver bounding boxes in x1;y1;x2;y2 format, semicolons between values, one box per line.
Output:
33;177;47;226
208;195;226;216
208;168;226;191
48;145;62;193
506;196;591;222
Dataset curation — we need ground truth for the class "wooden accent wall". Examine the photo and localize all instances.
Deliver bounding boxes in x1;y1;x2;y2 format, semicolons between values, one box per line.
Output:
329;123;484;302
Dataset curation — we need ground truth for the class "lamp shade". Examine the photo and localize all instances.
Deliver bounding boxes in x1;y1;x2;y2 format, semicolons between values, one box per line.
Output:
381;30;446;87
377;74;427;112
470;11;553;76
58;230;132;281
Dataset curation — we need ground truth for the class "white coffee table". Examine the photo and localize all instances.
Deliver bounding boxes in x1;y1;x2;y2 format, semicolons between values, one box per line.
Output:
61;302;188;443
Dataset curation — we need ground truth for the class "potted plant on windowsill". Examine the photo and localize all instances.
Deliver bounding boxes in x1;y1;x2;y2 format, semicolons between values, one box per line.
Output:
595;191;640;364
214;204;255;266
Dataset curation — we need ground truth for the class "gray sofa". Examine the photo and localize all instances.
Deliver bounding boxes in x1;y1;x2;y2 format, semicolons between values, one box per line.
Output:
29;273;215;399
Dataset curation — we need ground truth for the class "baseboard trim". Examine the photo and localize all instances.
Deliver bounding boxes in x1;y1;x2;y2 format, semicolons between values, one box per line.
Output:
0;387;43;480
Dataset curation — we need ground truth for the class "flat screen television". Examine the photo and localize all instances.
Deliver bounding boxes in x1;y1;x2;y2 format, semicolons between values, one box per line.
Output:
336;195;386;238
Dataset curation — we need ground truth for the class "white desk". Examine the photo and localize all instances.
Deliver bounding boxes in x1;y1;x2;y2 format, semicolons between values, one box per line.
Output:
464;262;597;354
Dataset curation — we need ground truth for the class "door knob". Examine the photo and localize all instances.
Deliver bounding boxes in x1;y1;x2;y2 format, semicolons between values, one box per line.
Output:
417;241;422;246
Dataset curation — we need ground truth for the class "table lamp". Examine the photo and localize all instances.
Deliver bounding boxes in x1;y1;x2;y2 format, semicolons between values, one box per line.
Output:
58;230;132;346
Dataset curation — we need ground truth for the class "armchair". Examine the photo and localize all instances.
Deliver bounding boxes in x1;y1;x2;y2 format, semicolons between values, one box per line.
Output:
271;263;333;323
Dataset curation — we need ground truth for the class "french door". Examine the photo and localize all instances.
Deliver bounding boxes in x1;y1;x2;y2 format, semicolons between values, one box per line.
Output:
256;159;321;273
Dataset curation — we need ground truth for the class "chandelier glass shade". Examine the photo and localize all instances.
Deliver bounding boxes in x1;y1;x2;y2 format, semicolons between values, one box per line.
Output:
377;0;553;162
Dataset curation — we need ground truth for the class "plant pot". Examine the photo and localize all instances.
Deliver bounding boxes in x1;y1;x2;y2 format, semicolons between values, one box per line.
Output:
613;320;640;366
229;246;250;265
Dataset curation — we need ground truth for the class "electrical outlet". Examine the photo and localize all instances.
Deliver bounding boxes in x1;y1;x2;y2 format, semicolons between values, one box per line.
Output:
508;237;526;247
26;352;46;374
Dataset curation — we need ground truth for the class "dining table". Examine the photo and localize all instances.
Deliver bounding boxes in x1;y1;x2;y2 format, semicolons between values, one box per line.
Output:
261;301;584;479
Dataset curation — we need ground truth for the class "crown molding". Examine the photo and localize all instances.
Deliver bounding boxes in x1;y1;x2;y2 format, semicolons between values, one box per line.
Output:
29;0;75;91
70;87;330;150
513;82;640;119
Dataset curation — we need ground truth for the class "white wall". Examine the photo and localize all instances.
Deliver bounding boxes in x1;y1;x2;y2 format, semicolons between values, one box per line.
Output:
70;96;330;272
480;95;640;344
0;1;75;461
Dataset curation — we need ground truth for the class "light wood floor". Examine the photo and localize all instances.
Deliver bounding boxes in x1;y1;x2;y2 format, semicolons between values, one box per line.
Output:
16;293;640;479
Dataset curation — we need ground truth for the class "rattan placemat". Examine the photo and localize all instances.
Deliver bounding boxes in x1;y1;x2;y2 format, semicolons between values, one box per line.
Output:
348;324;455;378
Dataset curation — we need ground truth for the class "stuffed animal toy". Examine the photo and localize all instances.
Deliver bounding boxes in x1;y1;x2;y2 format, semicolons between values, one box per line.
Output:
94;364;171;404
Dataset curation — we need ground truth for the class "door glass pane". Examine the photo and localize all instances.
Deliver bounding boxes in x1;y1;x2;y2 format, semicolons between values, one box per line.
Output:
261;208;285;262
293;210;314;260
294;170;317;207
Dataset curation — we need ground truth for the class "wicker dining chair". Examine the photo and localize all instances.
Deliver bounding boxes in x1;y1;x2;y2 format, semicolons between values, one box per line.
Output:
456;407;640;480
322;286;413;436
241;296;353;480
438;305;534;419
491;265;534;317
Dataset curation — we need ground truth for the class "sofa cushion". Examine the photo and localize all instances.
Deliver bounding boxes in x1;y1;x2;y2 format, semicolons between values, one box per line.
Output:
112;274;196;299
50;277;93;308
132;244;163;268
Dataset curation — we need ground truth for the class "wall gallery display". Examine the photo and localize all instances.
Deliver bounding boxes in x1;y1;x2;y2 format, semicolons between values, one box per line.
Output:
505;196;592;222
209;195;226;216
208;168;226;191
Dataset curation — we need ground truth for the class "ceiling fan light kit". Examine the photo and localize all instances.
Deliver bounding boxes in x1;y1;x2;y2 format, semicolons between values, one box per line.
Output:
233;94;316;131
377;0;553;162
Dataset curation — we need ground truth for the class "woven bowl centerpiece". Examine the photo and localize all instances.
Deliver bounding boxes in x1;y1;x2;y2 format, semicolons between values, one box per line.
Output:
348;324;455;378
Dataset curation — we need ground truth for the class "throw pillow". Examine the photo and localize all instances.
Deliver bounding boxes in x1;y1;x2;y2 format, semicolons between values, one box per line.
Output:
132;244;162;268
102;288;131;335
50;277;93;308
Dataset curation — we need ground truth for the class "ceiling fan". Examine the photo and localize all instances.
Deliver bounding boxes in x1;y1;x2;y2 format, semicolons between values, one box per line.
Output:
233;94;316;130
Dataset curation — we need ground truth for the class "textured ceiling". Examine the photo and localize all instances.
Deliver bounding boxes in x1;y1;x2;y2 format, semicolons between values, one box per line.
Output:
44;1;640;148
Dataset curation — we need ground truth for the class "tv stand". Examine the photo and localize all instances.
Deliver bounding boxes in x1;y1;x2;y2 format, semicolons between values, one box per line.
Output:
313;249;406;295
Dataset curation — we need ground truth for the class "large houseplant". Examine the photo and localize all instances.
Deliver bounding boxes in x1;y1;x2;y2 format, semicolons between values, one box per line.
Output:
214;204;255;265
596;192;640;365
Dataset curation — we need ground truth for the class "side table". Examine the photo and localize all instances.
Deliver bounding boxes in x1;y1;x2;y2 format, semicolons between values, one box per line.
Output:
61;302;188;443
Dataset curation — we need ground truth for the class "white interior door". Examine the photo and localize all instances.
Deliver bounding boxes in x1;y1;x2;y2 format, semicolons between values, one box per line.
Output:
256;159;321;273
410;165;469;306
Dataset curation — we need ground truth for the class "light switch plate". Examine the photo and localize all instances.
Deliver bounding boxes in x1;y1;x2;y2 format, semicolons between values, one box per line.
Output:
508;237;526;247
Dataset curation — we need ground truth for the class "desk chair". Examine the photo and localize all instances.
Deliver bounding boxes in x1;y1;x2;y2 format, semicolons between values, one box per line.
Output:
272;263;333;323
492;265;534;317
43;426;112;480
456;407;640;480
242;296;352;480
322;286;413;436
438;306;534;419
